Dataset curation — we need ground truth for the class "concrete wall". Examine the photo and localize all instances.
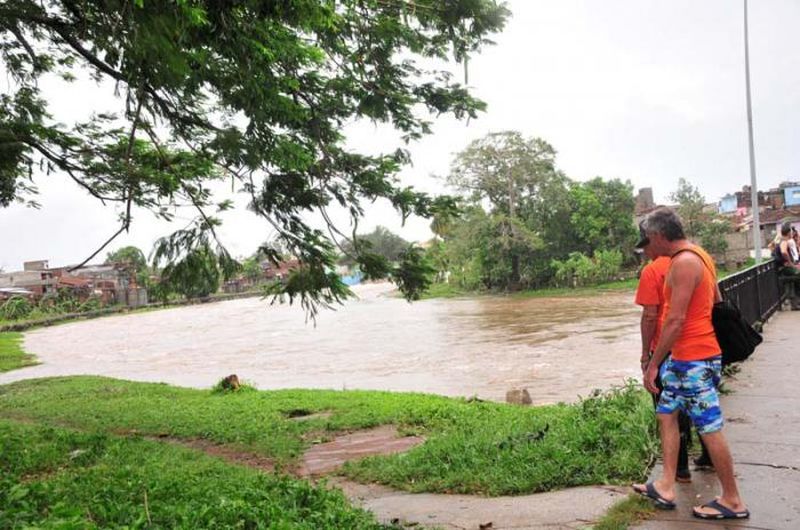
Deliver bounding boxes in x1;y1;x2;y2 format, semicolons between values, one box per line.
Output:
713;229;770;267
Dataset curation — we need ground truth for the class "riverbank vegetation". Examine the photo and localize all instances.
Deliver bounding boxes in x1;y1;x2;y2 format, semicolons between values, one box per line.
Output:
0;332;37;372
0;418;396;529
593;495;656;530
419;142;735;298
0;376;656;500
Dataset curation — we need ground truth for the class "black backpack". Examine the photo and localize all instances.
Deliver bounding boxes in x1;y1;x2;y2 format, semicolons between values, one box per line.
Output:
711;299;763;366
672;248;763;365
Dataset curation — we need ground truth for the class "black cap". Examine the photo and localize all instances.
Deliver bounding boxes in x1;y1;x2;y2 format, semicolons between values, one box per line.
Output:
634;221;649;249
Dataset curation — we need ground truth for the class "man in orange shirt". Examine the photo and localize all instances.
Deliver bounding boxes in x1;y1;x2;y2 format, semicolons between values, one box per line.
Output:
632;208;749;520
634;224;691;483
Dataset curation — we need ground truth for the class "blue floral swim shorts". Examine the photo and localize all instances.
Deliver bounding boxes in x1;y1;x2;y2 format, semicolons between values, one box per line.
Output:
656;356;723;434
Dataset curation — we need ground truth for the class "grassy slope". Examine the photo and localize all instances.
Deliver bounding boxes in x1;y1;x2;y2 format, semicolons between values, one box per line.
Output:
421;279;638;301
0;332;38;372
0;376;657;496
0;418;392;529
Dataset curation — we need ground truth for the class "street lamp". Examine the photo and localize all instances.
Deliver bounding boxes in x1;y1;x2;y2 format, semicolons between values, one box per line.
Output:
744;0;761;261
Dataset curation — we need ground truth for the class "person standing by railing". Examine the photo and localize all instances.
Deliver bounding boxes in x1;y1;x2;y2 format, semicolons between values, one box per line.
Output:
775;222;800;310
634;224;692;483
633;208;749;521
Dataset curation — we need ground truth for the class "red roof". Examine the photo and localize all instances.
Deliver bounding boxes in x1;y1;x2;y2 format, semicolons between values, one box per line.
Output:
57;275;90;288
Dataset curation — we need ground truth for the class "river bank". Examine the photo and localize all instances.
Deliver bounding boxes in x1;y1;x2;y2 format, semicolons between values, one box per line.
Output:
0;375;656;528
0;283;642;404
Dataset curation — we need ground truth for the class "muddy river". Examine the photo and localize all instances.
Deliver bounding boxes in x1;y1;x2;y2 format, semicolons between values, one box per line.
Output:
0;283;644;404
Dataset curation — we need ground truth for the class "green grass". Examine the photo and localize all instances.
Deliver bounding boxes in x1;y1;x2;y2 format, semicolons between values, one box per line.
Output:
419;282;470;299
590;495;655;530
0;332;38;372
512;279;639;299
422;279;638;301
0;418;394;529
0;376;658;496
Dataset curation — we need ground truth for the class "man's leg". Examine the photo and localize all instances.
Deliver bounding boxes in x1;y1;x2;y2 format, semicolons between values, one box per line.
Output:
676;411;691;480
655;411;680;499
694;430;747;514
687;358;748;517
694;434;713;468
634;410;680;502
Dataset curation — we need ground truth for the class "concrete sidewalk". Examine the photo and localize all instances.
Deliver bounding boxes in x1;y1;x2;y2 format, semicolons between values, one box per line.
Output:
634;310;800;530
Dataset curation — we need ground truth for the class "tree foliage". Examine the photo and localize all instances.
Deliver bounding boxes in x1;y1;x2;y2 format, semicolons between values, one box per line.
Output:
0;0;509;312
106;246;147;271
338;225;410;267
431;131;637;291
670;178;706;238
568;177;637;257
446;132;557;286
669;179;731;258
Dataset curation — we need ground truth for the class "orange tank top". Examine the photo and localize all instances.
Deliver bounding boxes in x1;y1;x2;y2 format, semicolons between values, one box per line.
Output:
662;245;720;361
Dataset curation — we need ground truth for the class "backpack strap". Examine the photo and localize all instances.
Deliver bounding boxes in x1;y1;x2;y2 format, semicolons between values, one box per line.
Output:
670;246;722;302
670;247;717;280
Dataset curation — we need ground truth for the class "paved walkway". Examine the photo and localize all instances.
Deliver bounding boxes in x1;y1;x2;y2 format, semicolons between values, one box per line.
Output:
634;310;800;530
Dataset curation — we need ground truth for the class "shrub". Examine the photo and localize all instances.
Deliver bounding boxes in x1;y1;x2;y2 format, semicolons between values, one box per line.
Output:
1;296;33;320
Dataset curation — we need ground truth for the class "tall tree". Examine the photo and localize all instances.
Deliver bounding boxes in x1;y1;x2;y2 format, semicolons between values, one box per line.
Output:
446;131;557;286
670;178;706;238
569;177;637;257
0;0;509;317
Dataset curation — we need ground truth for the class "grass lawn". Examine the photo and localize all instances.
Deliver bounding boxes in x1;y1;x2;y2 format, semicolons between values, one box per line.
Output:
0;418;394;529
0;376;657;496
0;332;38;372
421;278;638;301
592;495;656;530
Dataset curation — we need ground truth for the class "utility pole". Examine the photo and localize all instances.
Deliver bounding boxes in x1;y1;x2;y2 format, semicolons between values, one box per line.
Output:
744;0;762;261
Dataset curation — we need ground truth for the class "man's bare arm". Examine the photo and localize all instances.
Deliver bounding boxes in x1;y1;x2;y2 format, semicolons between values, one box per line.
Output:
640;305;659;356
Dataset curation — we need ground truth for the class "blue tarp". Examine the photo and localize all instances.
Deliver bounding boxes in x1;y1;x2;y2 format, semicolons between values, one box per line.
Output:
341;271;363;286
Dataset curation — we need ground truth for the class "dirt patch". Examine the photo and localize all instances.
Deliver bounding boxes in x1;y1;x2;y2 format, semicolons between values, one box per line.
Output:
297;425;424;477
142;424;422;478
288;411;334;422
155;437;276;473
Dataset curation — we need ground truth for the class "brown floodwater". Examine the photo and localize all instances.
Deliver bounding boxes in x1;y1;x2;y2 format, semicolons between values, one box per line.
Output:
0;283;644;404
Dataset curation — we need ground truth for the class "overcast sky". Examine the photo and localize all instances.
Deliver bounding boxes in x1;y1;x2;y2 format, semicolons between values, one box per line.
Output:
2;0;800;271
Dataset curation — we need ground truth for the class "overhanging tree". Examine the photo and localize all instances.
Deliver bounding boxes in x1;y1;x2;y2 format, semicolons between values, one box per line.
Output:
0;0;509;316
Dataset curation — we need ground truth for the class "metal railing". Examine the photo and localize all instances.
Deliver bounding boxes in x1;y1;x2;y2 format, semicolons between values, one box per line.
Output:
718;259;783;326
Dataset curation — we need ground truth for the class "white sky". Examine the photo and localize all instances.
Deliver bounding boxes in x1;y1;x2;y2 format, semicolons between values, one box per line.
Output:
2;0;800;271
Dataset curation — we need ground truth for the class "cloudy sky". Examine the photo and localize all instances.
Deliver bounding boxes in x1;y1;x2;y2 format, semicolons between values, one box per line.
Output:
2;0;800;271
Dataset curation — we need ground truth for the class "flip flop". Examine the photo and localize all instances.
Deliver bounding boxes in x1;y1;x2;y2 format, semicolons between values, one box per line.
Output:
693;499;750;520
632;482;676;510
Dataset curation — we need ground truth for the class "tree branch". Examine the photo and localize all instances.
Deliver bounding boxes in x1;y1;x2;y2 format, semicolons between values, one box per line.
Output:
67;222;128;272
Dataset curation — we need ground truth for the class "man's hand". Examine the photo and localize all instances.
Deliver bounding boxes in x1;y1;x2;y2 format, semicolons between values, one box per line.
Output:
644;364;660;394
640;354;650;375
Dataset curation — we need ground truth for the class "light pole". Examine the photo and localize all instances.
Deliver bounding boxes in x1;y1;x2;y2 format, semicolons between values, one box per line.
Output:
744;0;762;261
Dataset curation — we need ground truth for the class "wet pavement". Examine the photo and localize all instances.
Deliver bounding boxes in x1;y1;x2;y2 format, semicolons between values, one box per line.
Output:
0;283;642;404
297;425;424;477
634;309;800;530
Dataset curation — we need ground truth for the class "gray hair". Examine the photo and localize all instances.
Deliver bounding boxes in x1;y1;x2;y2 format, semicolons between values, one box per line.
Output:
643;208;686;241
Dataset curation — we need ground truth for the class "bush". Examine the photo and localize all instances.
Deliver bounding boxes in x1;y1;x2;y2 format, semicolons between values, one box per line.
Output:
1;296;33;321
550;249;623;288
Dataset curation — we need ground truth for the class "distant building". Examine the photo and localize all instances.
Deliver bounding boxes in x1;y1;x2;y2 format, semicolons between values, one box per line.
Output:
719;194;737;214
0;260;146;306
784;183;800;207
635;188;655;215
261;258;300;281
